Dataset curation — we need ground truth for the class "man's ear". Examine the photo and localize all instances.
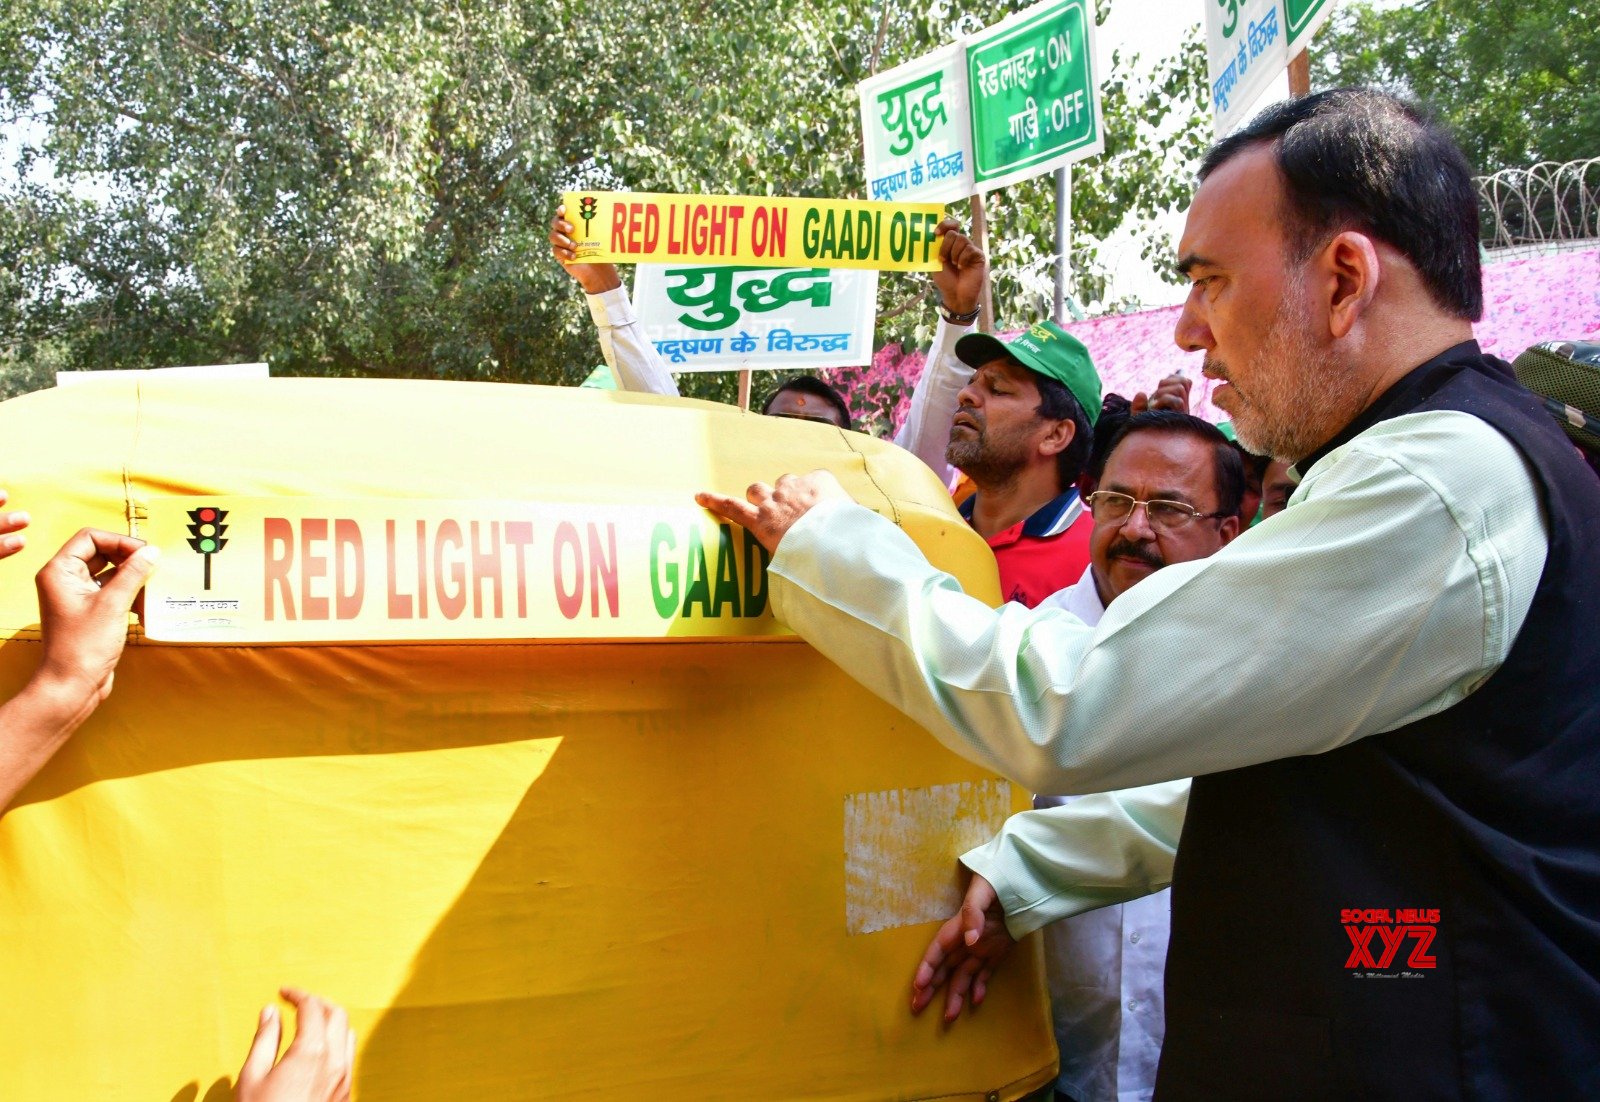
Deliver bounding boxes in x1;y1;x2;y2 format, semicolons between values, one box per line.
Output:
1320;230;1382;340
1219;513;1242;544
1038;417;1075;458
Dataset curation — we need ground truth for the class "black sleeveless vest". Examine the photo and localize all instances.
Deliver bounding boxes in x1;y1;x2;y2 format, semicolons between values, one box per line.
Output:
1155;343;1600;1101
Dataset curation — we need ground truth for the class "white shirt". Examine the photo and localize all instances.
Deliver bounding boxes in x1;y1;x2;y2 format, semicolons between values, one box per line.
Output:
1005;565;1180;1102
1035;564;1107;624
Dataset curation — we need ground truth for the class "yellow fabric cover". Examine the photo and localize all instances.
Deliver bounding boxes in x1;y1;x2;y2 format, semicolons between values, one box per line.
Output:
0;378;1054;1100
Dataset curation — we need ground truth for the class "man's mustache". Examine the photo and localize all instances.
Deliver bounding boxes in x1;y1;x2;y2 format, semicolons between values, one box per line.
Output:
1105;539;1164;570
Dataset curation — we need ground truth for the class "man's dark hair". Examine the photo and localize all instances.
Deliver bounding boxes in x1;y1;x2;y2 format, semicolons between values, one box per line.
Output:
1235;443;1271;483
762;375;853;430
1103;410;1246;517
1082;393;1133;492
1028;368;1094;490
1199;88;1482;321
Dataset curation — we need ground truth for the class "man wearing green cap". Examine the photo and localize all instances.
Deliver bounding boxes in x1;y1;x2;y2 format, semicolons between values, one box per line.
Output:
929;224;1103;607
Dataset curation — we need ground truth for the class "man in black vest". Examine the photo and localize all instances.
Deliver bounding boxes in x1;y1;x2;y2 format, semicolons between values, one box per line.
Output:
698;88;1600;1099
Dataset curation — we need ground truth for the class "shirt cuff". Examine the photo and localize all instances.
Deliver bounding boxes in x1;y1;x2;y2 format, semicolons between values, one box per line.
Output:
930;314;973;364
586;285;636;329
960;841;1106;941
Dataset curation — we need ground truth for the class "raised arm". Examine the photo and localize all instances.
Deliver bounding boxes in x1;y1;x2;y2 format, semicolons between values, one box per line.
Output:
892;219;985;485
550;205;679;397
1;529;159;812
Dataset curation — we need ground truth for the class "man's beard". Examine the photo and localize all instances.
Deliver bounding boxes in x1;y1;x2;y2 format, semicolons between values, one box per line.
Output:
945;412;1033;485
1208;281;1367;464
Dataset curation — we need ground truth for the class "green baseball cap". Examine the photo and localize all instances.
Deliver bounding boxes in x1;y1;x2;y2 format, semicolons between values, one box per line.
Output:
956;321;1102;425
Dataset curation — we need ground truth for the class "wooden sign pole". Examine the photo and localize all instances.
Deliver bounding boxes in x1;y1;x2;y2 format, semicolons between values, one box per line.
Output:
970;191;994;335
1288;50;1311;96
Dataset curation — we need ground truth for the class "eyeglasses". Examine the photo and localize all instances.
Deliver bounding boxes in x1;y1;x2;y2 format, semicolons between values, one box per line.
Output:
1085;490;1231;531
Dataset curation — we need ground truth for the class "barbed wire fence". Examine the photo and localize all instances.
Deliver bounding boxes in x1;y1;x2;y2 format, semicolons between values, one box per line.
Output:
1477;157;1600;258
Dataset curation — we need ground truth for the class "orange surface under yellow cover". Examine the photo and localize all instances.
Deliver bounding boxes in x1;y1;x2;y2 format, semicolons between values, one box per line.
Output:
0;378;1055;1100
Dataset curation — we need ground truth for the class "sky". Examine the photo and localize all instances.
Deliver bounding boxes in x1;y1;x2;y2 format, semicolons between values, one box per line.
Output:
1101;0;1206;63
1089;0;1294;307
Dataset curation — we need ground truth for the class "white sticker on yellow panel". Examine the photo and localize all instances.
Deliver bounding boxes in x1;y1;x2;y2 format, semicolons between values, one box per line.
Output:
843;779;1014;935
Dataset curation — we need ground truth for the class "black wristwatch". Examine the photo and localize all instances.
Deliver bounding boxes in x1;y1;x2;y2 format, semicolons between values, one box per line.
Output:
940;301;981;325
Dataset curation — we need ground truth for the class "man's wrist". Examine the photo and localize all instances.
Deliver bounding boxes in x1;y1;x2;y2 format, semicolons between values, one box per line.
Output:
10;670;97;736
576;271;622;295
938;299;981;326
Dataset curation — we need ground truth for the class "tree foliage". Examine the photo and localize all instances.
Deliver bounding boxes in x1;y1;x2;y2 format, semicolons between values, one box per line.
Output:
0;0;1211;402
1311;0;1599;176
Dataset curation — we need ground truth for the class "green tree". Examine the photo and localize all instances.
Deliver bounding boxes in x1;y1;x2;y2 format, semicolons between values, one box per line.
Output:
1311;0;1600;175
1;0;1212;406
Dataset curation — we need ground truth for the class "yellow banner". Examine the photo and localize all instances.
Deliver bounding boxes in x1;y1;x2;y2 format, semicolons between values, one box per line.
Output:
141;496;787;643
561;191;944;271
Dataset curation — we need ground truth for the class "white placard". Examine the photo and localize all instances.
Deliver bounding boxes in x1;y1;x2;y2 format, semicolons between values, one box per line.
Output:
858;43;977;205
1206;0;1288;136
633;265;878;372
55;362;270;387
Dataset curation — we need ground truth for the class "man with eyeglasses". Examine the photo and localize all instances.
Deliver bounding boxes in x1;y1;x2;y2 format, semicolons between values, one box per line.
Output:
911;411;1242;1102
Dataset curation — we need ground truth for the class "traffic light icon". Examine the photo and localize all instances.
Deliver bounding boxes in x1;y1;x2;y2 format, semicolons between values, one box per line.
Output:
186;507;229;590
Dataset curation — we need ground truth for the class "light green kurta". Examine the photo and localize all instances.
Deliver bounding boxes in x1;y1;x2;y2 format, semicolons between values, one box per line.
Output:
770;409;1550;921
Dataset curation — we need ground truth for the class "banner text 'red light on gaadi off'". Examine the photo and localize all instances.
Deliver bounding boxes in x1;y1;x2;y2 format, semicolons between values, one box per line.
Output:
562;191;944;271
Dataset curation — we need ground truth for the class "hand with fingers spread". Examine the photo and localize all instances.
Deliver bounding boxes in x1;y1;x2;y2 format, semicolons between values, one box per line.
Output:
911;870;1015;1023
930;218;987;320
0;490;29;560
1;528;160;811
695;470;851;556
1131;373;1192;415
550;204;621;295
237;988;354;1102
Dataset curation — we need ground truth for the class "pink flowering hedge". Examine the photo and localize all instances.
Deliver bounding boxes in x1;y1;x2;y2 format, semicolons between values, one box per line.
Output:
827;247;1600;436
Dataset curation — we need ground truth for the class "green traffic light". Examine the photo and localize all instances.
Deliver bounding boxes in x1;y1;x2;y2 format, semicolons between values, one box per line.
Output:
200;538;217;553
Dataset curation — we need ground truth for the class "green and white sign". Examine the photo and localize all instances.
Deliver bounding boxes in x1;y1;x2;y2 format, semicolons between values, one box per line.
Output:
967;0;1103;189
1283;0;1337;50
1206;0;1289;136
632;265;878;372
855;0;1103;200
859;43;976;205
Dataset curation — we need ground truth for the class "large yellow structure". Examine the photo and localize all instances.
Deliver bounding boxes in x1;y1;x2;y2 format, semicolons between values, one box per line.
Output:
0;378;1055;1100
